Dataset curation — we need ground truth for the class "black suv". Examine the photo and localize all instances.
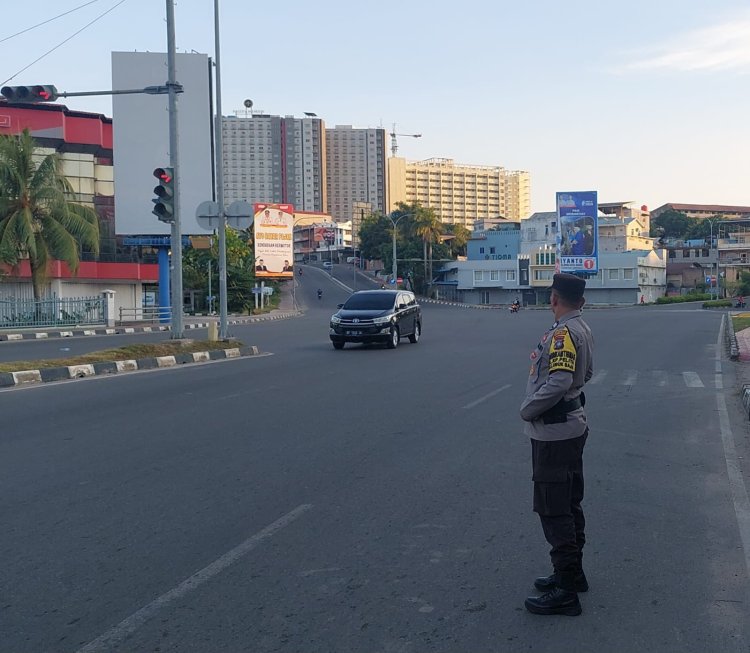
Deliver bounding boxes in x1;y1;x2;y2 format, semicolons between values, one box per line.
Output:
329;290;421;350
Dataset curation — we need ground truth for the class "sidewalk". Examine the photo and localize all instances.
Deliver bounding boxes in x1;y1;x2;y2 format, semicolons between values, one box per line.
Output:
0;283;300;342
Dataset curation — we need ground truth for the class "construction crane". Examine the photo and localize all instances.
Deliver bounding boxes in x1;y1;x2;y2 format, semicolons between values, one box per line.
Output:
390;123;421;157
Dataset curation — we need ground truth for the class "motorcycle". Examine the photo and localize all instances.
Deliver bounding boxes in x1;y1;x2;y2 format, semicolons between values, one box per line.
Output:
317;289;323;300
509;303;520;314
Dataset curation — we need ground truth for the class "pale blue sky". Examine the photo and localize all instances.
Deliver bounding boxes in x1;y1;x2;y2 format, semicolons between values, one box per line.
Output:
2;0;748;213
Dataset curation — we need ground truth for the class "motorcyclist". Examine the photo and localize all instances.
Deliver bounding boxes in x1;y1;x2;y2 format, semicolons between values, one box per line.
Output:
298;268;303;276
510;298;521;313
317;288;323;300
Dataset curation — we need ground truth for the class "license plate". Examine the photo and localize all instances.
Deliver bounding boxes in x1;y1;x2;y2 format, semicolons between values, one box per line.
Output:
348;330;362;336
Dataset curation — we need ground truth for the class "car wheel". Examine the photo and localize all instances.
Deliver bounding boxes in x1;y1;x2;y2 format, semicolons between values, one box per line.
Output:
408;322;421;344
387;325;400;349
332;341;345;350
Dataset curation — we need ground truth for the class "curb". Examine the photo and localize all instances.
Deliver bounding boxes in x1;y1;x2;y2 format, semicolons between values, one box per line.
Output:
726;312;740;361
0;311;301;342
0;345;260;389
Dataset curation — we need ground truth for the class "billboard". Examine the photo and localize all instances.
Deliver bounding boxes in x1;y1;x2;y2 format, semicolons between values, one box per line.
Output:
253;203;294;278
112;52;212;235
556;191;598;275
313;226;336;244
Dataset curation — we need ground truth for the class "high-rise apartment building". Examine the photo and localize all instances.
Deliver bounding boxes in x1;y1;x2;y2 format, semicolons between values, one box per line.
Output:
388;157;531;226
222;114;326;212
325;126;387;222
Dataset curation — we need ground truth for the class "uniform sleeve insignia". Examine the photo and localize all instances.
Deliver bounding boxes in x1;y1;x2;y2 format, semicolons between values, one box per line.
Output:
548;327;576;373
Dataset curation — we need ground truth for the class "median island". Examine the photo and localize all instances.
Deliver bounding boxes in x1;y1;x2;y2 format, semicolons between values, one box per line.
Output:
0;340;245;374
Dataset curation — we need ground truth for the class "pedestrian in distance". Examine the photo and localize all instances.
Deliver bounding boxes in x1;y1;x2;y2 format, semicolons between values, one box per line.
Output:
520;273;594;617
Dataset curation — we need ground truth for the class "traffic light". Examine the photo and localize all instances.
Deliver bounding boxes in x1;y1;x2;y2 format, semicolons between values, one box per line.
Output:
0;85;58;104
152;167;175;223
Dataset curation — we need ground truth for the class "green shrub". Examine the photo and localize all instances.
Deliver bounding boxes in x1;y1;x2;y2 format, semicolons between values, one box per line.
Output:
655;293;711;304
702;300;732;308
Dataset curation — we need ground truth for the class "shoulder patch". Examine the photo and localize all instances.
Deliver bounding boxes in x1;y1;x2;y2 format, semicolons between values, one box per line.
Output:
549;326;576;373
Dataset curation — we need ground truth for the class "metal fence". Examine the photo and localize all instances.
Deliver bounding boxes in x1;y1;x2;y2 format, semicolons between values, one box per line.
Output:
118;306;172;325
0;295;106;329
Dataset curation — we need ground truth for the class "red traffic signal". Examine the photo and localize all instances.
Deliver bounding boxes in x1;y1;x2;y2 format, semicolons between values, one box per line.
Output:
1;84;58;104
152;167;175;223
153;167;172;183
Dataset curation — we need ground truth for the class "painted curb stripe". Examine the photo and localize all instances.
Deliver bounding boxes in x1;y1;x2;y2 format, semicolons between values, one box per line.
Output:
12;370;42;385
156;356;177;368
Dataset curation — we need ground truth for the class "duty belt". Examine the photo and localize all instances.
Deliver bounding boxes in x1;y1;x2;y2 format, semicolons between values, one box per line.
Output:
540;392;585;424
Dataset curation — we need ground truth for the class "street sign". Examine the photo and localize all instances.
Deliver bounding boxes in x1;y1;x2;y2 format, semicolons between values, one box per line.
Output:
226;200;253;229
196;201;221;230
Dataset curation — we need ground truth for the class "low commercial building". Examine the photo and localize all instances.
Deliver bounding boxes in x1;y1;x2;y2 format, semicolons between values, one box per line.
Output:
435;207;667;305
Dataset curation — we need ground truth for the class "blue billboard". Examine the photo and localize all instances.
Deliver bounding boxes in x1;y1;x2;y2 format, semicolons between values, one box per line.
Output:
556;191;598;275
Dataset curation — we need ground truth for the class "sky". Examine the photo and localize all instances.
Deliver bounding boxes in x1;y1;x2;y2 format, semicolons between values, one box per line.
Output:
2;0;749;214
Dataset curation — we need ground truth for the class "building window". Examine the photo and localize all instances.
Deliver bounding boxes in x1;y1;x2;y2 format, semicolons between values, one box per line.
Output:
474;270;484;283
534;269;553;281
609;269;619;280
623;268;634;280
506;270;516;281
490;247;496;254
479;247;485;254
490;270;500;281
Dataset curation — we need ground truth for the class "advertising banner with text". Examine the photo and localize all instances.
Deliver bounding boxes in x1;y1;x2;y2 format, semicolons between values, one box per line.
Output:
556;191;598;275
253;203;294;278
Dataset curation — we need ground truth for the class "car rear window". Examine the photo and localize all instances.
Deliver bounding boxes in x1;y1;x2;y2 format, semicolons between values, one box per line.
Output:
343;293;396;310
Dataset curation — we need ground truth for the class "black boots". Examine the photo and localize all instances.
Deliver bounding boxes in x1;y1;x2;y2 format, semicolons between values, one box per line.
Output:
534;570;589;593
525;586;582;616
525;570;585;616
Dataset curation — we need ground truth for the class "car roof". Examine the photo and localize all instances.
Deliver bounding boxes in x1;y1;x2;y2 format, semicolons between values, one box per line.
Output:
351;290;411;296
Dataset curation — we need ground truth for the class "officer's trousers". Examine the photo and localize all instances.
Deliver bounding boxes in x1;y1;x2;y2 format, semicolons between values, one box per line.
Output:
531;429;588;573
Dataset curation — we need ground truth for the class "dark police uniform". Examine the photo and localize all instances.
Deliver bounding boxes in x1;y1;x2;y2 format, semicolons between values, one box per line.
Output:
520;275;594;597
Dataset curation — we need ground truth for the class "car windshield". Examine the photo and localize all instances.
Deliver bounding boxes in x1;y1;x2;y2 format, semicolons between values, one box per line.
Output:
342;293;396;310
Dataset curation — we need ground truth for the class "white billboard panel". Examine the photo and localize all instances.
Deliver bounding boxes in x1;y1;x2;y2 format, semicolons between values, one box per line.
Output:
253;203;294;278
112;51;212;235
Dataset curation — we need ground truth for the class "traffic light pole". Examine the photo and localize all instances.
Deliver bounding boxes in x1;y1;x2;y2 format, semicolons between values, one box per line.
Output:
166;0;184;339
213;0;229;339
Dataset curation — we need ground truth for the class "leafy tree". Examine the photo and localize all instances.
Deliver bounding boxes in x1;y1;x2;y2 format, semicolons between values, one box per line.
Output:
650;209;690;239
182;227;260;313
0;129;99;299
359;212;393;264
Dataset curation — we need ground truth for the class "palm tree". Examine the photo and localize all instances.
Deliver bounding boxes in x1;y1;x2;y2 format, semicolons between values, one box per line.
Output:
0;129;99;300
413;208;443;296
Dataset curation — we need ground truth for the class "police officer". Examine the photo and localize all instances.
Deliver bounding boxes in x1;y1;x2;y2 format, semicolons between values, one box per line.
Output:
520;273;594;616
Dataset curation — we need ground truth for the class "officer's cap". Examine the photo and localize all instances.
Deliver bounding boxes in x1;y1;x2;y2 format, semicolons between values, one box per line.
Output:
549;273;586;302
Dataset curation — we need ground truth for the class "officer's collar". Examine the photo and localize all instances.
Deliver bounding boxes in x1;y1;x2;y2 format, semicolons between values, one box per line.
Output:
551;309;582;329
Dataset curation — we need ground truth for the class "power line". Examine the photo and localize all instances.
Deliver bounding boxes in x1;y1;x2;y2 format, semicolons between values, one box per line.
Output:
1;0;128;87
0;0;102;45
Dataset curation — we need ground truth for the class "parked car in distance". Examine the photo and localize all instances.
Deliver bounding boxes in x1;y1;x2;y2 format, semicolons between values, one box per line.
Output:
329;290;421;350
323;261;333;269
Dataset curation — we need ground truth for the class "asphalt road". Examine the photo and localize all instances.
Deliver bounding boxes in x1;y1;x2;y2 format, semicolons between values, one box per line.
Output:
2;278;749;652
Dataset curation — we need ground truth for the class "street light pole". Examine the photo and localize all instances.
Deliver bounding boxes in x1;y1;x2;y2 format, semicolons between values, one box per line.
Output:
388;212;412;285
213;0;229;339
165;0;183;339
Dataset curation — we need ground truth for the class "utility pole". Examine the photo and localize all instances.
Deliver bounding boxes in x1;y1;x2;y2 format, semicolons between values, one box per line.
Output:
213;0;228;339
166;0;183;339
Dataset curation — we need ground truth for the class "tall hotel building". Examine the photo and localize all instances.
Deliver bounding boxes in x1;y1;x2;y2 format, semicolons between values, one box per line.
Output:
388;157;531;226
325;126;387;222
221;114;326;212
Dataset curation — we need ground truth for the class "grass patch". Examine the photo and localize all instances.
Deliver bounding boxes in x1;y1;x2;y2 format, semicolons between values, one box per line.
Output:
0;339;244;373
732;316;750;333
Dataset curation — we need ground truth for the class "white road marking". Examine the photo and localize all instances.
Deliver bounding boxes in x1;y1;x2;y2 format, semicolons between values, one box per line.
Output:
623;370;638;386
589;370;607;385
683;371;704;388
715;374;723;390
715;317;750;579
76;504;313;653
463;384;511;409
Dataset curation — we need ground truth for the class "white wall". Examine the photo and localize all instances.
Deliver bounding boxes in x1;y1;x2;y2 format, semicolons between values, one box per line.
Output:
112;52;213;236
